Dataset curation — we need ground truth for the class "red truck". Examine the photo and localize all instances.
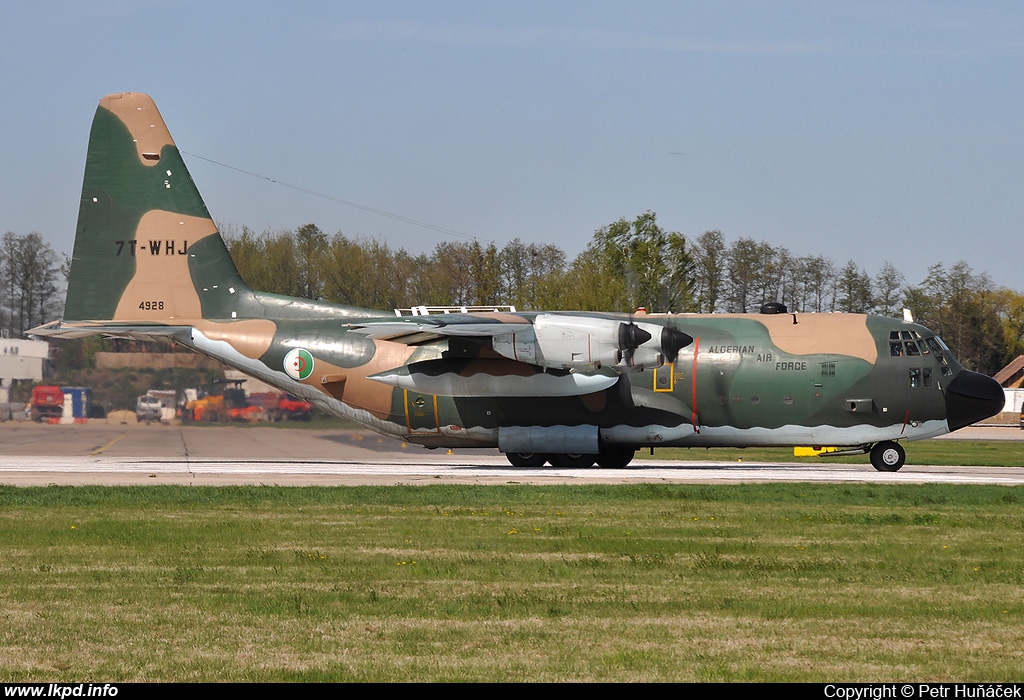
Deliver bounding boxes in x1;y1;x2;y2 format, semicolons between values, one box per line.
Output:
249;392;314;422
30;385;64;422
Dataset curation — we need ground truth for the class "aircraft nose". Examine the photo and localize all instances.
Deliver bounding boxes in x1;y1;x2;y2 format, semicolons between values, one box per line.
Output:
944;369;1005;431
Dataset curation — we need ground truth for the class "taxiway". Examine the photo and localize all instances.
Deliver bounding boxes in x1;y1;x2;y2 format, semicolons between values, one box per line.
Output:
1;421;1022;486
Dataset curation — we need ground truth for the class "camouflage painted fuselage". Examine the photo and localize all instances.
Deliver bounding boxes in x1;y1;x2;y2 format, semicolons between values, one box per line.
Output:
34;93;1005;464
171;309;958;451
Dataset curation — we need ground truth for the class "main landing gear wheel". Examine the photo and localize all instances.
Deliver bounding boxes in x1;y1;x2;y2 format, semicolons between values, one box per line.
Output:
547;453;597;468
505;453;547;468
597;447;636;469
870;441;906;472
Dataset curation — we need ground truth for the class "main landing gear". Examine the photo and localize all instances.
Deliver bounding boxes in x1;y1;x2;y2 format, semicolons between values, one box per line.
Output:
504;448;636;469
508;444;910;472
504;452;547;468
869;440;906;472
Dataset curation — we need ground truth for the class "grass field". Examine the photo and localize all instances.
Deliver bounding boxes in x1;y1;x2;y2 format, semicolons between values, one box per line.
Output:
1;484;1021;682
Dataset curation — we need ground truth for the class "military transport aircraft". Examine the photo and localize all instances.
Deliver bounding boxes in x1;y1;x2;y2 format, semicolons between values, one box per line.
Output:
31;93;1006;471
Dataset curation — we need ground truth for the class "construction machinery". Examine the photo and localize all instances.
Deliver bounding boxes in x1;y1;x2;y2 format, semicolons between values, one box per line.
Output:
182;380;261;423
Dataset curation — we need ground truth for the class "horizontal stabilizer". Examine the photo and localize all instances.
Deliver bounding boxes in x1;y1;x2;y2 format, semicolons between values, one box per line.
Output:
28;320;193;342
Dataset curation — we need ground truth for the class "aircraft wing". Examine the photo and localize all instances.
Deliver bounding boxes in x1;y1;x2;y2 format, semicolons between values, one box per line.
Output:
349;312;692;374
349;314;636;397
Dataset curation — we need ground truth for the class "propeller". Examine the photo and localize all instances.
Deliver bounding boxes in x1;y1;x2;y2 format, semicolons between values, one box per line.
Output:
616;321;693;367
661;326;693;362
617;321;650;367
618;322;652;352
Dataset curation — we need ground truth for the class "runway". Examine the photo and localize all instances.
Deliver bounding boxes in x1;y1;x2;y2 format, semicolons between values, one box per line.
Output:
2;420;1023;486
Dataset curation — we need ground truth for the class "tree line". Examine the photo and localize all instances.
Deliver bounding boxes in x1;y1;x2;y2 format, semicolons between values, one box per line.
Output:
225;214;1024;375
4;214;1023;376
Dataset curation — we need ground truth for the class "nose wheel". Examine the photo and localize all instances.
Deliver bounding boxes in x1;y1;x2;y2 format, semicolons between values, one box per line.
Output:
870;441;905;472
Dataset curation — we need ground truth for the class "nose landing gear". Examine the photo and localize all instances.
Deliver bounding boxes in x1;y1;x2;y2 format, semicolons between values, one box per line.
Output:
870;441;906;472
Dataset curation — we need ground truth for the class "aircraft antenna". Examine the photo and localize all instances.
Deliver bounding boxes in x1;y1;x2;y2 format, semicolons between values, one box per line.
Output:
180;150;494;245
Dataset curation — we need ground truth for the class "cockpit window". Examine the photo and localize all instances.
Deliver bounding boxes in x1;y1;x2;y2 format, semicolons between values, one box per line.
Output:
890;330;949;363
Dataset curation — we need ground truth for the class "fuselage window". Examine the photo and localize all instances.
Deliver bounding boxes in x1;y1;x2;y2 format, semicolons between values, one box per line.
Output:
905;341;921;356
890;342;904;357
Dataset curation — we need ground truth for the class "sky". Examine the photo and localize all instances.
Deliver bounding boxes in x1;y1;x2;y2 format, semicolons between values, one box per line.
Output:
2;1;1022;291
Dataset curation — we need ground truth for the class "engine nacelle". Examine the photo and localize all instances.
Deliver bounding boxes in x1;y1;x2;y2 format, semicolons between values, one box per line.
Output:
622;346;664;372
491;314;690;372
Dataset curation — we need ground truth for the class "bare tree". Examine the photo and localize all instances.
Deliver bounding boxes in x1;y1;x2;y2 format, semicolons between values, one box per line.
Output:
2;231;62;335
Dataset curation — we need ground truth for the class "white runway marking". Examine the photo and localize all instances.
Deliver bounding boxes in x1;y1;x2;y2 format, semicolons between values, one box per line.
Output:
2;455;1022;485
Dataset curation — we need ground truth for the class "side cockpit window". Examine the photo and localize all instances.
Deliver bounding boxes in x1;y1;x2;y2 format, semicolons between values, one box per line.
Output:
909;368;921;388
929;336;953;376
890;331;904;356
908;367;934;389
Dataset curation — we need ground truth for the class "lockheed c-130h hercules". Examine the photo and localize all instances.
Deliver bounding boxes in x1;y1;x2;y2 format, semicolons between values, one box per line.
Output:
31;93;1006;472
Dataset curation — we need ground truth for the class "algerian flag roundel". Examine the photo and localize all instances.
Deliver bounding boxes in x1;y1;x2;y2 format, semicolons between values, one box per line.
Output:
283;348;314;381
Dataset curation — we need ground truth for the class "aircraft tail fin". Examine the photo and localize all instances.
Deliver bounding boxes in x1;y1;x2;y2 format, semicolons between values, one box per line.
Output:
61;92;259;325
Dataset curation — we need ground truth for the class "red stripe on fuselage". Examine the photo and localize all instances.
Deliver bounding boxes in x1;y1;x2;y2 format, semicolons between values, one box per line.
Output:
691;336;700;433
